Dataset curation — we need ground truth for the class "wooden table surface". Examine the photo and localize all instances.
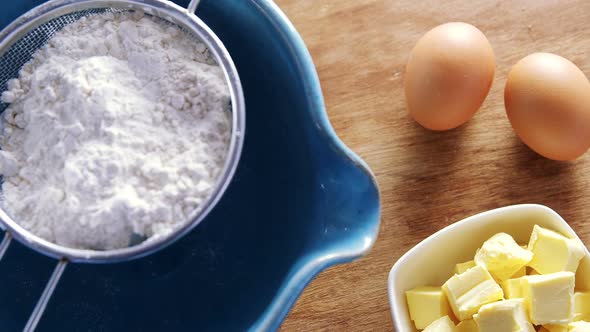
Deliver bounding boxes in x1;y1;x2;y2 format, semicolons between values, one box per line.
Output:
274;0;590;331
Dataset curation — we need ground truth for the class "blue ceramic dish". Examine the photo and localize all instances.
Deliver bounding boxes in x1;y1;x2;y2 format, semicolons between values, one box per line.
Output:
0;0;380;331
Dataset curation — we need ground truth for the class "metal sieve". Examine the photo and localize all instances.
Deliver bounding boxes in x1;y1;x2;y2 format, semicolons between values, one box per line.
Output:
0;0;245;330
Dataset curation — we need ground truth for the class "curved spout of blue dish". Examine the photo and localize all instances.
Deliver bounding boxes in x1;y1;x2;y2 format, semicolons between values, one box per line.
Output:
215;0;381;330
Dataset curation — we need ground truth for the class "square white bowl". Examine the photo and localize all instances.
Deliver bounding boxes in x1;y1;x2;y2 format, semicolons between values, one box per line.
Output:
387;204;590;332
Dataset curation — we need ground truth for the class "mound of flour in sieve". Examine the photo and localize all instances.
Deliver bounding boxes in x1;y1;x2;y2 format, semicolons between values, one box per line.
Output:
0;12;231;250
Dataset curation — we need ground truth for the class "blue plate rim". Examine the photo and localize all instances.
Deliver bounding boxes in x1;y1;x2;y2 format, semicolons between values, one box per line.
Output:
248;1;382;331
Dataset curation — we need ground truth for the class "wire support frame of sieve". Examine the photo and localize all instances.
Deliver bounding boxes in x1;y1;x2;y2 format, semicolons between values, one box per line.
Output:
0;0;245;331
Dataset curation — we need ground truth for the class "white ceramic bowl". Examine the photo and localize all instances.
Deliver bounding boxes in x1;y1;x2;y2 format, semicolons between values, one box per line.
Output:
387;204;590;332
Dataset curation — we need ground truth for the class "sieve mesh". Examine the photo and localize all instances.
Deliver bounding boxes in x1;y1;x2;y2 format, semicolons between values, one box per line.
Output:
0;0;244;264
0;8;119;112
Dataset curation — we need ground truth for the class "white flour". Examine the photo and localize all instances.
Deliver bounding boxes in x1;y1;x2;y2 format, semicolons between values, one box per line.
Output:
0;12;231;250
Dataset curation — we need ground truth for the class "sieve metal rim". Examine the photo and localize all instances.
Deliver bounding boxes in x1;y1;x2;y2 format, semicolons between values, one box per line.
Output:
0;0;246;264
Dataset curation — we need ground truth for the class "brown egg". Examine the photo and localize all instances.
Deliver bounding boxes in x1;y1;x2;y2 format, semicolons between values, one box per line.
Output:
404;22;495;131
504;53;590;161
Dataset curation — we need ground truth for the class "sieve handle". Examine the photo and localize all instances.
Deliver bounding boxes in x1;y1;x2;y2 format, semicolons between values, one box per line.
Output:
23;259;68;332
0;231;65;331
0;231;11;261
187;0;201;14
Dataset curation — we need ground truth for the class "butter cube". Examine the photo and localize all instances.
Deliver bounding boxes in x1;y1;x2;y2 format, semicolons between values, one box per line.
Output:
513;246;528;278
456;319;478;332
473;299;534;332
569;321;590;331
527;225;585;274
544;325;568;332
442;265;504;321
543;324;590;332
455;261;476;275
574;292;590;321
501;277;523;299
406;286;450;329
475;233;533;281
521;271;575;325
424;316;457;332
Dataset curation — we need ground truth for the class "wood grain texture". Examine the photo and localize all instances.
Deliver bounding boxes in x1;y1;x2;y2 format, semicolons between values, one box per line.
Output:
274;1;590;331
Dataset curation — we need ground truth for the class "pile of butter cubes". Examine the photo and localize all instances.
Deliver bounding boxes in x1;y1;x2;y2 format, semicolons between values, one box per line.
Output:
405;225;590;332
